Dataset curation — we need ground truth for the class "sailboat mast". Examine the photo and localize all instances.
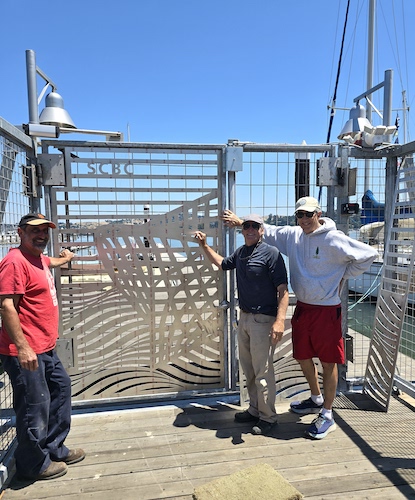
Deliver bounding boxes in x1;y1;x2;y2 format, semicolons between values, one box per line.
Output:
365;0;376;193
366;0;375;124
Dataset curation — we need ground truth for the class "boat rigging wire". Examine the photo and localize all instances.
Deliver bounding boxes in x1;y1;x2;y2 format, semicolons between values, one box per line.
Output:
325;0;351;146
319;0;351;203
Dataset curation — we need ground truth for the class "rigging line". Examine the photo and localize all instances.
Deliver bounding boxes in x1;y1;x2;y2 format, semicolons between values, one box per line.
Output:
320;0;351;204
391;1;403;88
379;0;411;141
392;0;410;142
330;1;364;130
348;1;366;96
325;0;351;146
327;2;342;109
378;0;403;91
401;0;411;104
400;0;412;142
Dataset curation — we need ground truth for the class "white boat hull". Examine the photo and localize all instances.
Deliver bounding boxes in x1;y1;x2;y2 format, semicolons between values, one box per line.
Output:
349;261;415;305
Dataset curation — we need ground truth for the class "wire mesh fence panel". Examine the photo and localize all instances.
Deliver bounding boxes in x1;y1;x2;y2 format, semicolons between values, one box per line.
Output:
0;123;32;475
234;148;399;399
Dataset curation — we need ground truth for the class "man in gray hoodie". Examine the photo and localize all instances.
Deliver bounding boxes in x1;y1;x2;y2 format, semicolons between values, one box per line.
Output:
222;197;378;439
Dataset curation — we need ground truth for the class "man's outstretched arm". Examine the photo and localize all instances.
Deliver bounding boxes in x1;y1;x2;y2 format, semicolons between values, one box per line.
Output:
194;231;224;268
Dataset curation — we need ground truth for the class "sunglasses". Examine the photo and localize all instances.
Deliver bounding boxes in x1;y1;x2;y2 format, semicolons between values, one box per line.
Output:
295;211;315;219
242;222;261;230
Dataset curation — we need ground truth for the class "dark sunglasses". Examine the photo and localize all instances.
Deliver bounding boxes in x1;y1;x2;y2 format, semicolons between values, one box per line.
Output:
295;211;315;219
242;222;261;230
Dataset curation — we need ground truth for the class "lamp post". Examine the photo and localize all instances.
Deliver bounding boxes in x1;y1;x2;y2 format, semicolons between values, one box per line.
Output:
25;49;74;138
24;49;123;141
24;49;125;217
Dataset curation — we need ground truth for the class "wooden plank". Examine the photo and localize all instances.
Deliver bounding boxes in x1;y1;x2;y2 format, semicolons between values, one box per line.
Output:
306;485;412;500
295;471;415;498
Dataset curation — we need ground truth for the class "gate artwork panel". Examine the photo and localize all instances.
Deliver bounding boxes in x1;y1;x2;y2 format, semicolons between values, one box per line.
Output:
44;144;225;402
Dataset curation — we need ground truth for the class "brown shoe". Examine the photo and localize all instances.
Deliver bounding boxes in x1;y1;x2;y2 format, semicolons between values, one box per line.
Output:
63;448;86;465
234;409;259;423
37;461;68;480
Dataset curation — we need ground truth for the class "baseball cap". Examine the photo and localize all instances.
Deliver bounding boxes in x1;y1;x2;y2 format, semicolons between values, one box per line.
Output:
242;214;263;225
294;197;321;213
18;213;56;229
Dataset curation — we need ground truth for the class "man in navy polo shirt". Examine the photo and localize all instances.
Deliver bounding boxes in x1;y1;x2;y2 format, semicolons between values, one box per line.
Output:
194;214;289;435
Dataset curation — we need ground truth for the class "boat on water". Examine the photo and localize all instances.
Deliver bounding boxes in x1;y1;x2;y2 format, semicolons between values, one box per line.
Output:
348;191;385;300
361;190;385;225
348;244;415;305
348;189;415;302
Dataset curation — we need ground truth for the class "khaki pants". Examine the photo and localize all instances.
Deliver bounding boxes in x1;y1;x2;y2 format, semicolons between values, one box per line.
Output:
238;311;277;423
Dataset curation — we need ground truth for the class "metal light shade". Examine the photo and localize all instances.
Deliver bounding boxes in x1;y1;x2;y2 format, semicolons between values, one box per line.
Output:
338;102;372;140
39;92;76;128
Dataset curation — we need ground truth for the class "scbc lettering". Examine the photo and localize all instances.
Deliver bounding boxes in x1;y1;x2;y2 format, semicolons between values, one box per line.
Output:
86;162;134;175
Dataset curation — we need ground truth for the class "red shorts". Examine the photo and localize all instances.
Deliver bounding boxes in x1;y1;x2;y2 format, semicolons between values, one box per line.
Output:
291;301;345;364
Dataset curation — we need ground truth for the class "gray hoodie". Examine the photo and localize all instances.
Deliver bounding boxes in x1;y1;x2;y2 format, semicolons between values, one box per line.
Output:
263;217;379;305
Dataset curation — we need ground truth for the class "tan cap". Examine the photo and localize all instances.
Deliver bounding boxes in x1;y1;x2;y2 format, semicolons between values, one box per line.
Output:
242;214;263;225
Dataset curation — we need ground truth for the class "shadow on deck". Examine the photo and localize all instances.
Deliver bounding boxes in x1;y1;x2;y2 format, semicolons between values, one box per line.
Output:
3;392;415;499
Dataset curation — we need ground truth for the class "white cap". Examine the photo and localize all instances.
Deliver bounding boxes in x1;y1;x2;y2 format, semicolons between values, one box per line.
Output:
295;197;321;213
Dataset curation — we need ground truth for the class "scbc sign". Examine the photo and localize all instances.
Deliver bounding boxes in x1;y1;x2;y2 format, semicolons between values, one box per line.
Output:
86;162;134;175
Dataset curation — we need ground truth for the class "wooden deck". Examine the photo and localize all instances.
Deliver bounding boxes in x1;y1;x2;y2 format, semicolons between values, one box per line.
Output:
3;392;415;500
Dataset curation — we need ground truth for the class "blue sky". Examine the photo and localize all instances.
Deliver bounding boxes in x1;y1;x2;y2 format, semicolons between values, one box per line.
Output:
1;0;414;146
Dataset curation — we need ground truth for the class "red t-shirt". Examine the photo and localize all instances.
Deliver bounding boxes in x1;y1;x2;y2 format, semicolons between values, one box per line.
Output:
0;248;59;355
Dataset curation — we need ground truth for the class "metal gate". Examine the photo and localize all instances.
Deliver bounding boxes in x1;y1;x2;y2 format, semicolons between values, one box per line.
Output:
40;141;228;404
364;156;415;409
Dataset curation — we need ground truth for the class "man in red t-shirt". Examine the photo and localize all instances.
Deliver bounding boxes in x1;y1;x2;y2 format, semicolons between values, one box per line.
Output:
0;213;85;481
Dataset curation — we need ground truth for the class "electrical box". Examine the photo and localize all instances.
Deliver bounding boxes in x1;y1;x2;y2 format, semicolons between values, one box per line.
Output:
317;157;342;186
225;146;243;171
348;167;357;196
39;154;65;186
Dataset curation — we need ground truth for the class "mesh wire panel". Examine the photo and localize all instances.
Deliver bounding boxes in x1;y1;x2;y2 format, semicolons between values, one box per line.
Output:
0;130;31;467
235;149;390;393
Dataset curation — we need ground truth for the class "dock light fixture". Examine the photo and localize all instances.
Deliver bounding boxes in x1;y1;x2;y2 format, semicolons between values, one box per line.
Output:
338;69;394;148
337;103;373;142
25;49;76;138
39;91;76;129
24;49;123;141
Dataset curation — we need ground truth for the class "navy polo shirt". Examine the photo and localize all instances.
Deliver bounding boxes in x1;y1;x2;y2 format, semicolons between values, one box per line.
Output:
222;241;288;316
